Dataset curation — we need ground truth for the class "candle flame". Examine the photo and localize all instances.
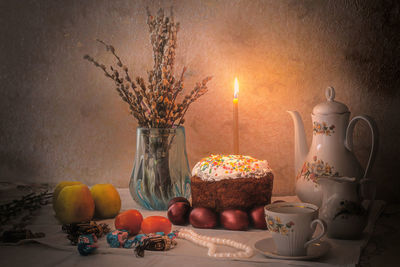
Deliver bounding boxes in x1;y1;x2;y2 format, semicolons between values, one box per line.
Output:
234;77;239;99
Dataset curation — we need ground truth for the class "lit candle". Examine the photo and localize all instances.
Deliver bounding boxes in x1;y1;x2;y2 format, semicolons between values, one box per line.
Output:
233;77;239;154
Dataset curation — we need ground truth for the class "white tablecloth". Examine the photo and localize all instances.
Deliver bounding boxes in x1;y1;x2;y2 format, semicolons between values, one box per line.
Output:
0;189;385;267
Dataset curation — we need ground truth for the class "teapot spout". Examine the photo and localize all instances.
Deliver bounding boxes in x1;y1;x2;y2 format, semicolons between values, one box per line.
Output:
287;111;309;175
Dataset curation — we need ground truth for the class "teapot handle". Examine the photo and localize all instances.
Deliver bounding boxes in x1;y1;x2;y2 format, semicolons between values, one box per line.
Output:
345;115;379;179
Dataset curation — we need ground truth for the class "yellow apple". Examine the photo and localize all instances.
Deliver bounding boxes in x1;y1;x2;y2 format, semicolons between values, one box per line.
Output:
52;181;82;211
90;184;121;219
54;184;95;224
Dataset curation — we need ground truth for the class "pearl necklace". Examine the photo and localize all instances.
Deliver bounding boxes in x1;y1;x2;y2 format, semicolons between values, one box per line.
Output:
177;229;253;258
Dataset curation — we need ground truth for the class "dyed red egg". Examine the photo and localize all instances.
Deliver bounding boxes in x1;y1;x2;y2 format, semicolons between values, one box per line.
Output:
249;206;267;229
189;207;218;229
167;197;191;209
141;216;172;234
220;209;249;231
114;209;143;235
168;201;191;225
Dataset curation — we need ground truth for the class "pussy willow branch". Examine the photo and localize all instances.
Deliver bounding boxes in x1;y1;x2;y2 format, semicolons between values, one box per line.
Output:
0;191;52;228
84;7;212;128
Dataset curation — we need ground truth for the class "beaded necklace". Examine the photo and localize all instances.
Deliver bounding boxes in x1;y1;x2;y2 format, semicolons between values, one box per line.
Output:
177;229;254;258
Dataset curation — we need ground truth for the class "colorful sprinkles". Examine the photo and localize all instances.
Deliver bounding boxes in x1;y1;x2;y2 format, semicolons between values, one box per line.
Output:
194;154;271;180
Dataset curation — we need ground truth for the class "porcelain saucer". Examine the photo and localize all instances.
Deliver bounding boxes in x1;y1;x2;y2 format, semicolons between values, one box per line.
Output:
254;238;331;260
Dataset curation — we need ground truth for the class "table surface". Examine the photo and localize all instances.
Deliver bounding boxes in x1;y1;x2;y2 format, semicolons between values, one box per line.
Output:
0;183;396;267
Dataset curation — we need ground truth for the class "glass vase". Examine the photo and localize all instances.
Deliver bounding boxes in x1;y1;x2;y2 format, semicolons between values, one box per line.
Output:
129;126;191;210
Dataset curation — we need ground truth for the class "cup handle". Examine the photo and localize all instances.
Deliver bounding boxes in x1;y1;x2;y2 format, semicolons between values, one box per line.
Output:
304;219;327;248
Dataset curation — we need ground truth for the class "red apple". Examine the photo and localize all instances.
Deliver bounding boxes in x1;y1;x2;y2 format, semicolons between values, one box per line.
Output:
189;207;218;229
167;202;191;225
220;209;249;231
249;206;267;229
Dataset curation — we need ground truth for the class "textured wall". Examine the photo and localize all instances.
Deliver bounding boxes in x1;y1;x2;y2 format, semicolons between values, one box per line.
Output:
1;0;399;201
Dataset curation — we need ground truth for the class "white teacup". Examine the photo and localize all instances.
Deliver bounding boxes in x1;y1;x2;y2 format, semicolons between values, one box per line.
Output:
264;202;327;256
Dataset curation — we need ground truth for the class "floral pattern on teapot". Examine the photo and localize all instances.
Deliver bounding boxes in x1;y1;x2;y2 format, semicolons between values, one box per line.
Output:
313;121;335;136
297;156;339;185
266;215;295;235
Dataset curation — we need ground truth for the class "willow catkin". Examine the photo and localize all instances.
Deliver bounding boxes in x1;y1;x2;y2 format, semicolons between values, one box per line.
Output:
84;8;212;128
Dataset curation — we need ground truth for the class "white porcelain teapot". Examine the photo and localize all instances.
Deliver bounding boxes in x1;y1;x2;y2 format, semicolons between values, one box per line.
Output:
288;87;378;207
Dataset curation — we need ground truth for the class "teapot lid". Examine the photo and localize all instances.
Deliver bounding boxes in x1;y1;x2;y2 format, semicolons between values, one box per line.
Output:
312;87;350;115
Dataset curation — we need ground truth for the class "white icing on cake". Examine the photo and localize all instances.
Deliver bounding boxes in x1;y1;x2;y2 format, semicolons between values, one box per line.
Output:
191;154;272;181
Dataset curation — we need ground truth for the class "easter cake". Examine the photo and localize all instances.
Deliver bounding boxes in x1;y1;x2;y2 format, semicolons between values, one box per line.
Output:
190;154;274;212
